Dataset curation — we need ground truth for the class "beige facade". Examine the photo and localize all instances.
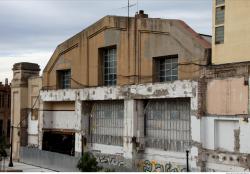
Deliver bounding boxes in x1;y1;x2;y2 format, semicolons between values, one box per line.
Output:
11;63;41;160
43;13;210;89
212;0;250;64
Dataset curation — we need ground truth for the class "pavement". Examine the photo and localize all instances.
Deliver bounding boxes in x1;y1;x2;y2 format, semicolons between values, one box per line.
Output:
0;158;55;172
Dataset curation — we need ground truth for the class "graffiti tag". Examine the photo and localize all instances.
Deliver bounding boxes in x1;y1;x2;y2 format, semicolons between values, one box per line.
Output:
93;153;126;167
140;160;186;172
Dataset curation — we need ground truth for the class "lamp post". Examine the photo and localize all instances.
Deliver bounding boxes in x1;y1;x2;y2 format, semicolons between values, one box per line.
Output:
186;150;189;172
8;125;13;167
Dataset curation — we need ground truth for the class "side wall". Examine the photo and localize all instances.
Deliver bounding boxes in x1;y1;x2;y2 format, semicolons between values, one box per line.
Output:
212;0;250;64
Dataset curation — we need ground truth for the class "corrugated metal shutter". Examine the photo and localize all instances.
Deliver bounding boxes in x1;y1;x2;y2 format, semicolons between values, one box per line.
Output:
145;98;191;152
90;101;124;146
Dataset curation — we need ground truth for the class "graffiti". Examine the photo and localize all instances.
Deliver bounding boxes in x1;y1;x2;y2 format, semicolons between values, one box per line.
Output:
93;153;126;167
143;160;153;172
205;168;216;172
140;160;186;172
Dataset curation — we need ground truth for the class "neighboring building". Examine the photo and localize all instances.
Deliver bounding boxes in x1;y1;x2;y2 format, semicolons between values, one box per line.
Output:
0;79;11;142
212;0;250;64
12;11;212;172
11;63;41;160
198;0;250;171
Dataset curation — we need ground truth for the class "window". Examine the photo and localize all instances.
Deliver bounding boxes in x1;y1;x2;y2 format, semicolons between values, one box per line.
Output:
0;93;4;108
102;47;117;86
154;55;178;82
7;120;10;138
215;0;225;44
57;69;71;89
216;6;225;25
0;120;3;137
216;0;225;6
215;26;224;44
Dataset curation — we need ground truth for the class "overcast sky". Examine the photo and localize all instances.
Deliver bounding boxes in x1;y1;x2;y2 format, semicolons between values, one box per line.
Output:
0;0;212;83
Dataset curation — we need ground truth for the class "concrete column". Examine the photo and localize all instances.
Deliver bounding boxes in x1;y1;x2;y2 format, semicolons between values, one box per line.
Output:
123;99;137;160
38;102;43;150
38;101;49;150
74;98;82;157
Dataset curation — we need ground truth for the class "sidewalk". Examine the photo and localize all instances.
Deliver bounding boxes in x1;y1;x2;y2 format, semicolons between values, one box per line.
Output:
0;159;55;172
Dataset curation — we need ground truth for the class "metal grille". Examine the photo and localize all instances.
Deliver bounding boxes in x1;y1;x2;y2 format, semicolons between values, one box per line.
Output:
103;47;117;86
145;99;191;152
90;101;124;146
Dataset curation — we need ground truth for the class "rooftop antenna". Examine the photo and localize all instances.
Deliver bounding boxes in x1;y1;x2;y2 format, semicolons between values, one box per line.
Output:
137;0;138;14
128;0;129;18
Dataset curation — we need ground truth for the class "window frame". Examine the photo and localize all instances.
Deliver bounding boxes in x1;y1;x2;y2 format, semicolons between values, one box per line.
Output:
153;55;178;82
215;6;225;25
99;46;117;86
215;26;224;44
216;0;225;6
57;69;71;89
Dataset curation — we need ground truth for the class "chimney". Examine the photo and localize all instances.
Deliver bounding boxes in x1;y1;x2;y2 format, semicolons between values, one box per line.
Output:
5;78;8;86
135;10;148;18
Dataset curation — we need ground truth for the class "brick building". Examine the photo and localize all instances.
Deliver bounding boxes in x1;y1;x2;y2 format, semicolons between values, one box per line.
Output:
0;79;11;142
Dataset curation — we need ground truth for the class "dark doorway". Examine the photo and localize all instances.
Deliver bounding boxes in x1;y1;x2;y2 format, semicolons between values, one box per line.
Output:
42;131;75;156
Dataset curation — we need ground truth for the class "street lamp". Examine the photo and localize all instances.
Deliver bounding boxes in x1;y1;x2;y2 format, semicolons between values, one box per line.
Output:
186;150;190;172
8;125;13;167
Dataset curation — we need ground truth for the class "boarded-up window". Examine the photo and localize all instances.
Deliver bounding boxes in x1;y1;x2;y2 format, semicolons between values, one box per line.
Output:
215;26;224;44
145;99;191;152
216;6;225;25
90;101;124;146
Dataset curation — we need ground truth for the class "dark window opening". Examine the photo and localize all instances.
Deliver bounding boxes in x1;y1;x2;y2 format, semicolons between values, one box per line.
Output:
57;69;71;89
7;120;10;138
153;55;178;82
42;131;75;156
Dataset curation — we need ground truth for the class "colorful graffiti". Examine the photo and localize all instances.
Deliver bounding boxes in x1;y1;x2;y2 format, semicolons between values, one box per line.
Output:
140;160;186;172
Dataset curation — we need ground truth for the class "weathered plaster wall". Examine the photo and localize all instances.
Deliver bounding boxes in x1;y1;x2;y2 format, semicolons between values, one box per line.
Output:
27;77;42;147
42;16;210;89
200;116;250;171
43;111;77;130
39;81;200;171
